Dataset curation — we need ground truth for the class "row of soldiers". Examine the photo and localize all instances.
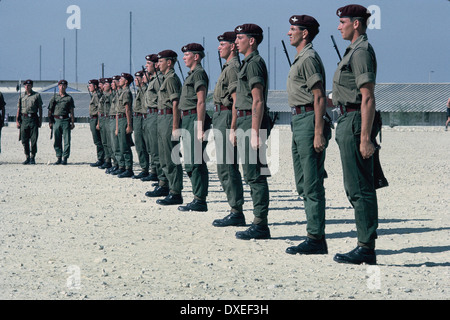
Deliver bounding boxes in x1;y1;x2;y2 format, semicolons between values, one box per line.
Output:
14;4;383;265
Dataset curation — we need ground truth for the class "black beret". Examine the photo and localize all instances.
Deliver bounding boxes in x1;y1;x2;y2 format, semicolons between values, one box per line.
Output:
89;79;99;86
23;79;33;85
121;73;134;83
235;23;263;44
58;79;68;85
336;4;371;19
218;31;237;42
145;54;159;63
157;50;178;59
289;15;320;29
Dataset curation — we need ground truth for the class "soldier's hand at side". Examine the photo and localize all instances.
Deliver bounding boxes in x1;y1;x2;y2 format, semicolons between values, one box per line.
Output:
70;123;75;130
126;125;133;134
16;121;20;129
229;129;237;146
360;140;375;159
314;133;326;153
49;123;53;129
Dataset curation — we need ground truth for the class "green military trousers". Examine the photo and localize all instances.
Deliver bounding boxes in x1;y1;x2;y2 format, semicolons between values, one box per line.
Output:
117;117;133;170
292;111;331;238
335;111;378;248
143;111;161;176
157;113;183;194
89;117;104;162
20;116;39;157
53;118;71;159
236;113;270;225
99;116;112;163
109;117;119;167
212;109;244;212
133;115;149;172
181;112;209;201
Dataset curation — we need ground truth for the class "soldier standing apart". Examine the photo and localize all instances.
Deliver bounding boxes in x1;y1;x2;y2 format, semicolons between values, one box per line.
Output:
146;50;183;206
232;24;271;240
211;32;246;227
284;15;331;255
178;43;210;212
48;80;75;165
114;73;134;178
108;75;122;174
16;79;43;165
143;54;162;183
0;91;5;154
98;78;114;170
132;70;150;179
332;5;379;265
88;79;104;167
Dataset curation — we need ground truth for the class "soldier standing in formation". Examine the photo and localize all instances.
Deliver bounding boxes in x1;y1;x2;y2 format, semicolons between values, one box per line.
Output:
132;70;150;180
88;79;104;167
0;91;5;154
16;79;43;164
98;78;114;170
284;15;331;255
178;43;210;212
211;31;246;227
48;80;75;165
142;54;162;183
232;24;271;240
146;50;184;206
332;4;379;265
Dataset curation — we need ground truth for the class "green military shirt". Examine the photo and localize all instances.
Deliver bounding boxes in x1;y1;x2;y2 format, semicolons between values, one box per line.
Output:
48;93;75;116
145;72;162;109
158;69;182;110
179;64;209;111
89;91;102;116
332;34;377;106
287;43;326;107
236;50;268;111
110;90;120;116
134;85;147;113
213;56;240;107
99;91;113;116
18;90;43;114
117;86;133;114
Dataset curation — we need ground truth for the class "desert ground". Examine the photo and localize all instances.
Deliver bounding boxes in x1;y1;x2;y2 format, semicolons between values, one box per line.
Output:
0;123;448;302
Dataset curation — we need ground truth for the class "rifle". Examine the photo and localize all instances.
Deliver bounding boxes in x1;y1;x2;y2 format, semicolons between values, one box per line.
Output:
17;81;22;141
281;40;292;67
177;60;185;82
330;35;342;61
218;50;223;70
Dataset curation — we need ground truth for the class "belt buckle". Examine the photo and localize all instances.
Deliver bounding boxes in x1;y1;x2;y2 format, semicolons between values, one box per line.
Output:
291;107;296;115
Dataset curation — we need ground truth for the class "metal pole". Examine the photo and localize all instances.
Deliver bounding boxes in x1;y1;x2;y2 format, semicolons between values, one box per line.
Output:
63;38;66;80
268;27;270;90
39;45;42;81
274;46;276;90
75;29;78;89
130;12;132;74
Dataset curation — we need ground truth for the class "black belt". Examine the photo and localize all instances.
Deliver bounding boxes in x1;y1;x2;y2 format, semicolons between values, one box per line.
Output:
236;110;252;117
291;104;314;115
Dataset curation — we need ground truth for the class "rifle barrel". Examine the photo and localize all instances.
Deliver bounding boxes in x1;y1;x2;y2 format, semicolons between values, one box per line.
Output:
281;40;292;67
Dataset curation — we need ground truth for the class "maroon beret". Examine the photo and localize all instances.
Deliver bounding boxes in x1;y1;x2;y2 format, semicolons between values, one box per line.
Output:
157;50;178;59
134;71;144;77
182;43;205;56
235;23;263;44
112;75;121;81
336;4;371;19
89;79;99;86
289;15;320;29
145;54;159;63
103;78;113;84
58;79;68;85
217;31;237;42
23;79;33;85
121;73;134;83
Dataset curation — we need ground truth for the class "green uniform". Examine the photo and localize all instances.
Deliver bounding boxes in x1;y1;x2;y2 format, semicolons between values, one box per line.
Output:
332;34;379;248
133;84;149;173
235;50;270;225
89;91;104;162
212;56;244;212
18;90;43;158
144;72;162;178
99;91;113;164
48;93;75;159
157;68;183;194
116;86;134;170
110;90;120;167
287;42;330;239
179;64;210;201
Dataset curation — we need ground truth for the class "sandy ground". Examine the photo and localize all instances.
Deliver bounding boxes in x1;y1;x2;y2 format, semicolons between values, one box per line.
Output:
0;122;448;301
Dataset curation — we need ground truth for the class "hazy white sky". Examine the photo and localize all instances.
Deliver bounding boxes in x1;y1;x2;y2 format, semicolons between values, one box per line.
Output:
0;0;449;90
